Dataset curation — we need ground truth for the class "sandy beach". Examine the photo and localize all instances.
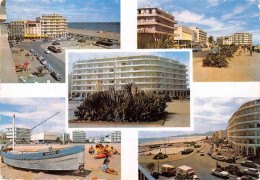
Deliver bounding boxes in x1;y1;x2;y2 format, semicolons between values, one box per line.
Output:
1;144;121;180
68;28;120;42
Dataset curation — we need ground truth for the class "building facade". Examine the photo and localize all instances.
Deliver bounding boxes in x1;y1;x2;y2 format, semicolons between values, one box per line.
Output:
4;127;31;142
137;6;177;37
24;21;42;39
72;131;86;143
217;36;232;46
227;99;260;156
214;130;227;140
61;133;70;143
175;26;197;47
189;26;207;44
231;32;252;46
36;14;67;39
31;132;61;143
9;20;26;39
71;55;189;98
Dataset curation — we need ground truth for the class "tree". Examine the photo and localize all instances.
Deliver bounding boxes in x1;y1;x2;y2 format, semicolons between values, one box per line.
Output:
147;163;155;175
55;137;61;144
208;35;214;44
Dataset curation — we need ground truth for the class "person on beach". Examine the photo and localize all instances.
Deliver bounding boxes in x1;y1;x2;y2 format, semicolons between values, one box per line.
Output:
238;45;242;56
89;145;95;154
102;158;118;175
111;146;120;155
249;45;253;56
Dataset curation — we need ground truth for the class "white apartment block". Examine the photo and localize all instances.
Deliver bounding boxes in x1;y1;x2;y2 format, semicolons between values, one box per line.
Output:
9;20;26;39
71;55;189;98
24;21;41;39
231;32;252;46
217;36;232;45
36;14;67;39
227;99;260;156
4;127;31;142
61;133;70;143
72;131;86;143
189;26;207;44
31;132;61;143
175;26;197;42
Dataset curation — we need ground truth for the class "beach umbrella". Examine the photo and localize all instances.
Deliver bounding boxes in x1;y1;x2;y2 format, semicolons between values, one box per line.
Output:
24;62;30;66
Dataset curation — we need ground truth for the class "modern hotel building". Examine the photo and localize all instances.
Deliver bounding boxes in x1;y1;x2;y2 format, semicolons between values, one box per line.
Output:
231;32;252;46
189;26;207;44
227;99;260;156
71;55;189;98
137;6;178;37
4;127;31;142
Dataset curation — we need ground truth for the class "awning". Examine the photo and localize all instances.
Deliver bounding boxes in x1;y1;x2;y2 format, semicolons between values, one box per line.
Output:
24;34;48;37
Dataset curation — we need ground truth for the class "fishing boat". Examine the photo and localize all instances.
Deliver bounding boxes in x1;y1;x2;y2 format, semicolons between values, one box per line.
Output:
1;113;85;172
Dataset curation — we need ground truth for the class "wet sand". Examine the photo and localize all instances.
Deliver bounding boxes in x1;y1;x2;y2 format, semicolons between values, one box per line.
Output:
68;28;120;42
1;144;121;180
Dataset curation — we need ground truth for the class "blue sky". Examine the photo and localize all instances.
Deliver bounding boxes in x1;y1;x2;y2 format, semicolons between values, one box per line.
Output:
138;0;260;45
139;97;258;138
0;98;66;134
68;51;191;76
6;0;120;22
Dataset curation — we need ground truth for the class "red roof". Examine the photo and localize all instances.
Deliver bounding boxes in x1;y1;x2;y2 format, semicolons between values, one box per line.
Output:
26;21;38;24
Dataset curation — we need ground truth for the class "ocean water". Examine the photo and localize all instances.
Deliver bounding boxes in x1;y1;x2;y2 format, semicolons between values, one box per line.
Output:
68;22;120;33
139;136;204;144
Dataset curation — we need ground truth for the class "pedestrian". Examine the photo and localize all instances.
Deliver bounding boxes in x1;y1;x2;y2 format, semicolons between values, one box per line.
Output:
238;45;242;56
250;45;253;56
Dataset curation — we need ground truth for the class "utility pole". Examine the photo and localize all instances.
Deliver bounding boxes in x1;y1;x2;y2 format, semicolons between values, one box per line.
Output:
12;114;15;150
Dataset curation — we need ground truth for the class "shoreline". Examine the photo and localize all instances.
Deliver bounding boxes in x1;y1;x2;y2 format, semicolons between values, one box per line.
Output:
68;28;120;42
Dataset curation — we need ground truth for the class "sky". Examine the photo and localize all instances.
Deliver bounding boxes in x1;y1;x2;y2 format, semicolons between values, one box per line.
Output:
0;98;66;134
139;97;258;138
138;0;260;45
68;51;191;81
6;0;120;22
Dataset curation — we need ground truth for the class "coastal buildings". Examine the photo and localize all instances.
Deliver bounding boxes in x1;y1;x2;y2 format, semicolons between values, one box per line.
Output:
4;127;31;142
110;131;121;143
88;131;121;143
231;32;252;46
72;130;86;143
24;21;42;39
175;26;197;47
36;14;67;39
137;6;178;37
61;133;70;143
31;132;61;143
9;20;26;40
214;130;227;140
227;99;260;156
216;36;232;45
71;55;189;98
189;26;207;44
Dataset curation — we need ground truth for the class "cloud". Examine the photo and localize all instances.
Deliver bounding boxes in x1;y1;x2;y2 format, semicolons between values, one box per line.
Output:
221;4;250;20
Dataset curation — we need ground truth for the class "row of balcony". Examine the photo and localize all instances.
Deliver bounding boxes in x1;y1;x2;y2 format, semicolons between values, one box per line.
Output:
72;82;187;87
229;111;260;124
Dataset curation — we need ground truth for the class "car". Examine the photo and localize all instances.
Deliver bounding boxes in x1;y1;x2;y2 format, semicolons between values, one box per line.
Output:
241;160;257;168
177;165;196;179
200;151;204;156
211;154;217;159
243;168;260;178
50;71;62;81
211;168;229;179
45;50;51;54
46;64;53;71
192;47;202;52
225;157;236;163
209;47;220;55
30;49;35;53
40;59;47;65
161;164;176;177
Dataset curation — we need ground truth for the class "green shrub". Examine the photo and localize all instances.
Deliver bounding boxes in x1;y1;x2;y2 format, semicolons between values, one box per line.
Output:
203;55;229;68
52;41;60;45
194;144;201;148
74;83;167;122
181;148;193;155
78;39;86;43
153;152;168;159
48;46;62;53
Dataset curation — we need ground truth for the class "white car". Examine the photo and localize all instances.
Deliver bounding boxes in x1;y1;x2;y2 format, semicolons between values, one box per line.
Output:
243;168;260;178
211;169;229;179
45;50;51;54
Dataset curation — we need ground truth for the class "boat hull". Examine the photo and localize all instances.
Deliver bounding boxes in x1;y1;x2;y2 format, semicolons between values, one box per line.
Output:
1;145;85;171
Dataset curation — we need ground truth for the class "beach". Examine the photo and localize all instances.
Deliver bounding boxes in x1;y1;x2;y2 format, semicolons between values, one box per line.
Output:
68;28;120;42
1;144;121;180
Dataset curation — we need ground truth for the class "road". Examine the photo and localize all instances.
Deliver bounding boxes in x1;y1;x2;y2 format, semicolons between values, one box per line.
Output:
16;41;65;82
140;143;241;180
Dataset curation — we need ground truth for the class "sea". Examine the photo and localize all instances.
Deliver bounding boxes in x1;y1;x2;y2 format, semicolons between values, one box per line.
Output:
139;136;205;144
68;22;120;33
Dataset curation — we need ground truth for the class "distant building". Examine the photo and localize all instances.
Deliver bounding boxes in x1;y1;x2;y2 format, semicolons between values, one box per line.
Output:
217;36;232;45
100;135;105;143
36;14;67;39
175;26;197;47
137;6;178;37
231;32;252;46
31;132;61;143
93;136;101;143
214;130;227;139
88;137;94;143
111;131;121;143
9;20;26;40
189;26;207;44
4;127;31;142
72;131;86;143
24;21;42;40
61;133;70;143
0;132;7;139
227;99;260;156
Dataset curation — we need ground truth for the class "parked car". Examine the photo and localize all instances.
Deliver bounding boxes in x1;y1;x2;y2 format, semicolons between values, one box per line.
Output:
216;155;225;162
161;164;176;177
200;151;204;156
243;168;260;177
45;50;51;54
211;168;229;179
30;49;35;53
40;59;47;65
50;71;62;81
238;175;258;180
225;157;236;163
211;154;217;159
177;165;196;179
46;64;53;71
209;47;220;55
193;47;202;52
241;160;257;168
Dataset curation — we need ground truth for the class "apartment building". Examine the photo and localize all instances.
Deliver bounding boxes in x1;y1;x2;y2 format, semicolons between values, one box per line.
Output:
71;55;189;98
61;133;70;143
189;26;207;44
217;36;232;45
9;20;26;39
231;32;252;46
214;130;227;140
72;131;86;143
175;26;197;47
227;99;260;156
31;132;61;143
4;127;31;142
24;21;42;39
36;14;67;39
137;6;177;37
